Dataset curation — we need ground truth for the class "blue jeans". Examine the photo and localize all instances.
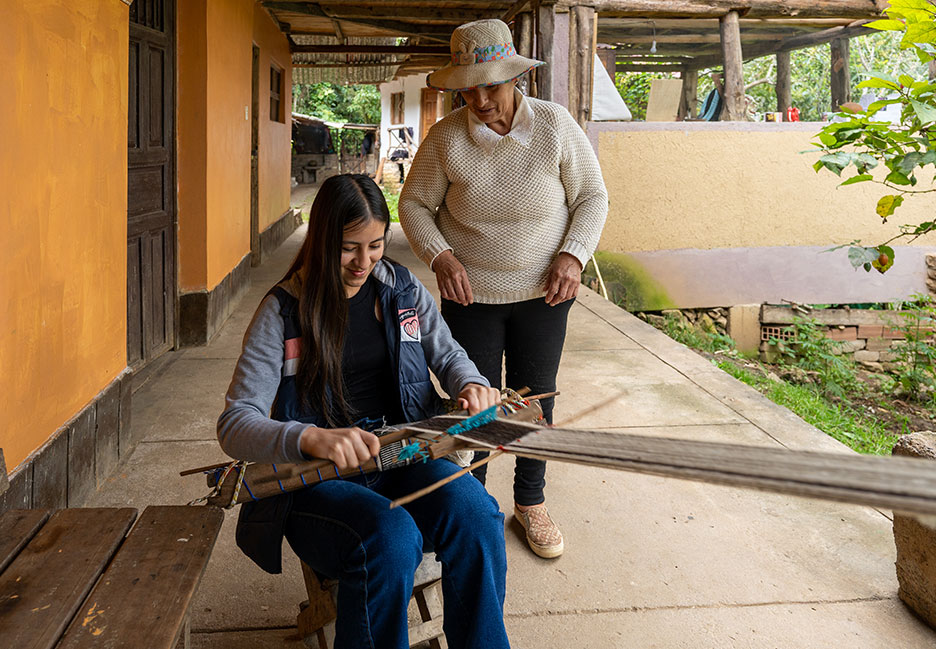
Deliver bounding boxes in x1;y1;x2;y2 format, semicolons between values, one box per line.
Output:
284;459;510;649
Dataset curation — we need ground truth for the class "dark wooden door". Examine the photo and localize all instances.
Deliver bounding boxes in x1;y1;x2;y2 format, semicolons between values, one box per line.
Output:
127;0;175;368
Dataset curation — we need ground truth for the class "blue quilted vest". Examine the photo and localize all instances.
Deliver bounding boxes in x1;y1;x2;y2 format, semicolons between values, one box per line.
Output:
236;260;444;574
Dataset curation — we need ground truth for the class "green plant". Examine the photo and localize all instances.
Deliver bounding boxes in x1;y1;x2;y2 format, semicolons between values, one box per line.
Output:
659;314;736;354
813;0;936;273
381;186;400;222
769;318;859;398
885;293;936;400
716;360;899;455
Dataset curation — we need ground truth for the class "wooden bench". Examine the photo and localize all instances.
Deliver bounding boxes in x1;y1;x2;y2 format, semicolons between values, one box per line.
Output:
297;553;446;649
0;505;223;649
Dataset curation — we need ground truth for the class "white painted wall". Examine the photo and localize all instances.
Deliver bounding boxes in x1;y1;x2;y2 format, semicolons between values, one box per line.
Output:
378;74;430;160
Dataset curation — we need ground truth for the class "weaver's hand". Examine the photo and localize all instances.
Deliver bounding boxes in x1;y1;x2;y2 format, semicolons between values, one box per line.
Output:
300;426;381;470
433;250;474;306
544;252;582;307
457;383;501;415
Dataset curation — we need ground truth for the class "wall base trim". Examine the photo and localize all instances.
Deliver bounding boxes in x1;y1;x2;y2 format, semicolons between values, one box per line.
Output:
259;207;301;266
0;369;134;513
179;253;251;346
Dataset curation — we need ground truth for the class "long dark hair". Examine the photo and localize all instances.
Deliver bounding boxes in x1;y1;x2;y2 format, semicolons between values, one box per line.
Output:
283;174;391;426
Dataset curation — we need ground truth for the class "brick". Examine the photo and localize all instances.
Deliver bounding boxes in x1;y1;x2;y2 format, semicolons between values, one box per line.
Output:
882;327;906;339
854;350;880;363
858;325;884;338
827;326;857;341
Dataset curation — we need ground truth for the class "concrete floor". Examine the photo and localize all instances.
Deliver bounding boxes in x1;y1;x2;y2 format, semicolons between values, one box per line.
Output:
88;188;936;648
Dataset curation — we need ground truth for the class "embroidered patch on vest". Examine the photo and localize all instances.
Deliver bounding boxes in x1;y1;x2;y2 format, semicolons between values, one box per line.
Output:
284;337;300;376
398;308;421;343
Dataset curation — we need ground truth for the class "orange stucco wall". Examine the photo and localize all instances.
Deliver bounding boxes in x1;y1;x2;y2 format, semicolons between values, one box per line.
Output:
178;0;254;292
0;1;128;470
254;3;293;232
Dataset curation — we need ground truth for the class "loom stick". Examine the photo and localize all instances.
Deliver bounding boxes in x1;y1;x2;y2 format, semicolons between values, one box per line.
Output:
504;427;936;518
389;451;504;509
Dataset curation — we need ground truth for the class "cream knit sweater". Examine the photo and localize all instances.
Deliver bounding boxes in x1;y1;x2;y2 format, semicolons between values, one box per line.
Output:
399;92;608;305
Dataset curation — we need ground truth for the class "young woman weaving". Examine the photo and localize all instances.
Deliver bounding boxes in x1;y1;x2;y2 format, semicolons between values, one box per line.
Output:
217;174;511;649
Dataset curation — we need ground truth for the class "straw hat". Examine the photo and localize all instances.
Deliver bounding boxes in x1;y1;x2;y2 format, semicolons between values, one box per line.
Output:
427;19;545;92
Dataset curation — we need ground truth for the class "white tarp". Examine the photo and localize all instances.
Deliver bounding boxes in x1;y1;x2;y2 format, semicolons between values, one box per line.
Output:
591;54;631;121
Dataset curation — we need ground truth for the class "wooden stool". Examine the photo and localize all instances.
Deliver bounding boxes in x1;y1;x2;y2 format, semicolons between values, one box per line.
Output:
297;553;446;649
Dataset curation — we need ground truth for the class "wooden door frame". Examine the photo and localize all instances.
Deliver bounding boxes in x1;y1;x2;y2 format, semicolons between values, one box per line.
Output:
127;0;180;368
250;44;260;267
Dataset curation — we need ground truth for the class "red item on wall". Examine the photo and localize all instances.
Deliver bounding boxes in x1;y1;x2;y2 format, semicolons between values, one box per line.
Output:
786;106;800;122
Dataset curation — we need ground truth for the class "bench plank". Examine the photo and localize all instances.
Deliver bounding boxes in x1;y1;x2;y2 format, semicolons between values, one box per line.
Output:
57;505;224;649
0;509;49;574
0;507;137;649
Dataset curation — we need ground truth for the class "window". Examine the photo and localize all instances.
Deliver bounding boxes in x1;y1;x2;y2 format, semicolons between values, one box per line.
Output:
390;92;405;125
270;65;283;122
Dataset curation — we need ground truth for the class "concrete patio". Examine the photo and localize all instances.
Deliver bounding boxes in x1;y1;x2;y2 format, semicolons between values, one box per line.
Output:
88;190;936;648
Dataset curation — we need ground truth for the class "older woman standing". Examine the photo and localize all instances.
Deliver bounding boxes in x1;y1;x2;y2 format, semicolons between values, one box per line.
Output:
400;19;608;559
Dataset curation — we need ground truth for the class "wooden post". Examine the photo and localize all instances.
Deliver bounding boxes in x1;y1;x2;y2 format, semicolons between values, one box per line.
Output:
719;10;745;120
516;11;535;95
830;37;850;111
776;49;792;119
678;67;698;120
597;49;616;82
535;1;555;101
568;4;597;126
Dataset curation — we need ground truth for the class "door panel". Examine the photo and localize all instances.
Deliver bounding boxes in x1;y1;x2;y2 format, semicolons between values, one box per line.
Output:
127;0;175;369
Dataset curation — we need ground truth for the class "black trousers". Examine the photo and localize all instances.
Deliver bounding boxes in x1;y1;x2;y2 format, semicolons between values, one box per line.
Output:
441;297;573;506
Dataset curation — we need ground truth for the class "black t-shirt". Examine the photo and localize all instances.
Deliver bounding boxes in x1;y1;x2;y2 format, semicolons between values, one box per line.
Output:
341;276;402;426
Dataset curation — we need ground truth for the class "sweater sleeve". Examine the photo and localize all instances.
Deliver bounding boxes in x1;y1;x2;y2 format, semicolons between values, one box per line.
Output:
411;275;490;396
398;124;454;269
556;109;609;268
216;295;308;463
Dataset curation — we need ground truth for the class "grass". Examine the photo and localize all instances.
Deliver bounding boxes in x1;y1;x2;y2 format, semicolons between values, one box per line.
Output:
716;360;900;456
382;187;400;222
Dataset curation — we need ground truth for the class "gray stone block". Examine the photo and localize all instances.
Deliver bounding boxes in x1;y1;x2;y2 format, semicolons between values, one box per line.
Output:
893;432;936;629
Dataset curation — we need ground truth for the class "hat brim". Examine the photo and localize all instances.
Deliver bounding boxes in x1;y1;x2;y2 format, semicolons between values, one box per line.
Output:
427;56;545;92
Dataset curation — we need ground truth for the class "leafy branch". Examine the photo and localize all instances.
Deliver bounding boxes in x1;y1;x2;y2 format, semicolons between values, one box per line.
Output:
813;0;936;273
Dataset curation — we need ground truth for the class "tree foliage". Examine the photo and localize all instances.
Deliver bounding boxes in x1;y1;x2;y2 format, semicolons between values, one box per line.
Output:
813;0;936;273
292;83;381;153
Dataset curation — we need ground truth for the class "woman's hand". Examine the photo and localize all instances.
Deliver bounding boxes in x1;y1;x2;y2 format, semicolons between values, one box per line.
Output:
433;250;474;306
544;252;582;306
457;383;501;415
299;426;381;470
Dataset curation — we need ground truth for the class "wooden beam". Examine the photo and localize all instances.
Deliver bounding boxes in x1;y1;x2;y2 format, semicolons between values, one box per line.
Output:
776;49;791;117
830;37;850;111
686;21;872;70
605;32;787;44
678;67;698;119
616;63;684;72
568;5;597;125
291;44;449;54
263;2;450;43
577;0;883;19
719;10;745;120
516;11;535;95
502;0;531;23
536;2;555;101
330;17;345;43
